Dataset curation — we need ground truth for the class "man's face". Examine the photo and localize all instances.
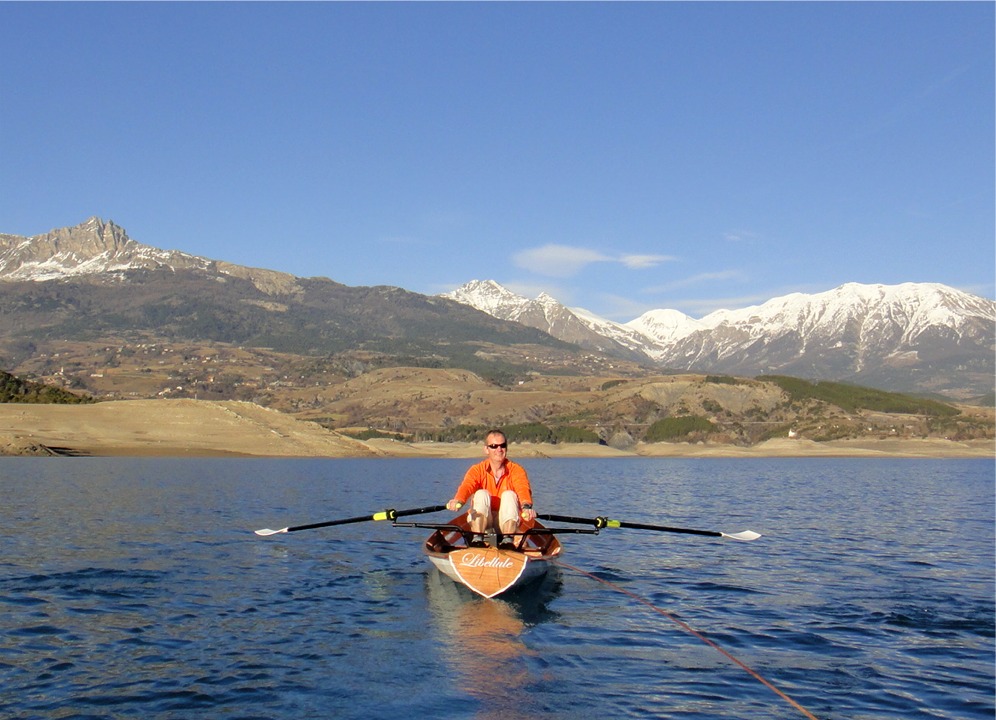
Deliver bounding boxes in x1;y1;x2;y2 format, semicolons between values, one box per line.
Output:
485;434;507;460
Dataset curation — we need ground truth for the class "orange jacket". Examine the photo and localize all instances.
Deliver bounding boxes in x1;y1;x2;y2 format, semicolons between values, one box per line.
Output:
454;458;533;510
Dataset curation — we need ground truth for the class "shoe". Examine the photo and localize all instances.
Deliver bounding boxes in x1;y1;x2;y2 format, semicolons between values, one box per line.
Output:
469;535;487;548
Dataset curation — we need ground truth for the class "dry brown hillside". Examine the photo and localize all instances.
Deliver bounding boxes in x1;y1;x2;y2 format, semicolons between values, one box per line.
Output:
5;338;993;450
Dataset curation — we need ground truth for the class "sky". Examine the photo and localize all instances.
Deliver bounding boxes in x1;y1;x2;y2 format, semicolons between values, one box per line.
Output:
2;2;993;321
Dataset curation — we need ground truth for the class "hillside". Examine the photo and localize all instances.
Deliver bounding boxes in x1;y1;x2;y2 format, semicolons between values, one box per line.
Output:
0;369;93;404
1;375;991;458
2;349;992;458
0;218;608;380
299;368;992;447
0;399;374;457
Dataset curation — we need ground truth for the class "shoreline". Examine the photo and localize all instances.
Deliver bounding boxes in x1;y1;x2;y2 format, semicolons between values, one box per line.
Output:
362;437;995;459
1;399;992;459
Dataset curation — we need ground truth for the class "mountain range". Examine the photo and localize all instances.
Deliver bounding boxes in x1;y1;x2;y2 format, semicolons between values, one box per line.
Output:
443;280;995;399
0;217;575;366
2;218;994;400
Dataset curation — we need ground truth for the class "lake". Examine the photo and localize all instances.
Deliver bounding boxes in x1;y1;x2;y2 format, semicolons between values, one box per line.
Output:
1;457;992;719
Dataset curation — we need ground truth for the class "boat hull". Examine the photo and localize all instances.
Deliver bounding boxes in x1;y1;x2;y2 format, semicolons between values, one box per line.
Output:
424;516;561;598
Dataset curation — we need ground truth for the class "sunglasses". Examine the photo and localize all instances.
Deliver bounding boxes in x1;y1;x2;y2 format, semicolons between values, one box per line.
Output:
486;442;508;450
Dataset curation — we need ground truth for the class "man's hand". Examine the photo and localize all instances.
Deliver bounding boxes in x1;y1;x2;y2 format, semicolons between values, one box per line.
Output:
520;507;537;523
446;499;463;512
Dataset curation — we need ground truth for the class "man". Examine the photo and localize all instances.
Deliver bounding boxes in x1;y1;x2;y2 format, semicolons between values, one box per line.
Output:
446;429;537;541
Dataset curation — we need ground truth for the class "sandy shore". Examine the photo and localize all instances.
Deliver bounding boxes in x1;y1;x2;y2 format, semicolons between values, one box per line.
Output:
0;399;992;459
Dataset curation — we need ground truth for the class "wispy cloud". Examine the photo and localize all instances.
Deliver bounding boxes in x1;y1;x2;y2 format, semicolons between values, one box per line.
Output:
620;253;676;269
645;269;747;294
723;230;759;243
839;63;973;146
513;243;675;278
513;245;610;277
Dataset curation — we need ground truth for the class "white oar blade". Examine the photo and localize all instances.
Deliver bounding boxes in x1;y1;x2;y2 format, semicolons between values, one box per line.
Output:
722;530;761;542
254;527;289;536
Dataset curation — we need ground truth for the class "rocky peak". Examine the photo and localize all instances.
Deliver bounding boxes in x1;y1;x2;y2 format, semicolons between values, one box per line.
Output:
0;216;188;281
0;217;301;296
19;217;136;259
65;217;133;253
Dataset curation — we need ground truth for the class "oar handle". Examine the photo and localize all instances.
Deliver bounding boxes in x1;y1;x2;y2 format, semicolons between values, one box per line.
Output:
394;521;600;536
538;513;612;527
392;504;448;519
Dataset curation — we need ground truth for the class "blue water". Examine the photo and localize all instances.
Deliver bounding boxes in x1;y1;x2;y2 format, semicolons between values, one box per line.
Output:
0;457;992;719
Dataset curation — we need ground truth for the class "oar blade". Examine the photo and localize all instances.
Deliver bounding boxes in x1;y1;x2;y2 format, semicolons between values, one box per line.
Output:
721;530;761;541
254;527;289;536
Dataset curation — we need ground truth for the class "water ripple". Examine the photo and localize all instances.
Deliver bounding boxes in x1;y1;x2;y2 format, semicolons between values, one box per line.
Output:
0;457;992;719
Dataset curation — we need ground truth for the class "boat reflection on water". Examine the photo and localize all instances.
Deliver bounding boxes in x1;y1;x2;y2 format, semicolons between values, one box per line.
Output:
425;566;561;719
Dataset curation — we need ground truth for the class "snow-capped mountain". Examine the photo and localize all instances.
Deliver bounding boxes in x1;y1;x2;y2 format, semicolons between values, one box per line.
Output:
654;283;993;366
651;283;994;395
442;280;650;360
0;217;303;295
568;305;674;359
625;309;706;356
0;217;209;280
443;279;995;398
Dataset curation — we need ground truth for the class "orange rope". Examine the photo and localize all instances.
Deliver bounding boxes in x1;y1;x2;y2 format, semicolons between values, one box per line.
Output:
555;560;820;720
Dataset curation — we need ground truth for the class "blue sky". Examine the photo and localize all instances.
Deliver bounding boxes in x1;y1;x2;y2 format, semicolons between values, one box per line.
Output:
2;2;993;320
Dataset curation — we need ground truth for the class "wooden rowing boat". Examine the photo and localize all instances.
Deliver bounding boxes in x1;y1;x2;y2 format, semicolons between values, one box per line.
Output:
256;504;758;600
423;514;562;598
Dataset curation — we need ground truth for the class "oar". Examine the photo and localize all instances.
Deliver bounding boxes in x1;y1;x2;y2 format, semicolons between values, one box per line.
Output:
537;513;761;541
393;521;601;536
254;504;446;536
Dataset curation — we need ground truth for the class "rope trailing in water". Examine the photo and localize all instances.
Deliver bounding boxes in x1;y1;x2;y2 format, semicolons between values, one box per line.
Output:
554;559;820;720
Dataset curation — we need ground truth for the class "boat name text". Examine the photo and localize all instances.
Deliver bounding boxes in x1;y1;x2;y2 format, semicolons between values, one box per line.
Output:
460;553;515;569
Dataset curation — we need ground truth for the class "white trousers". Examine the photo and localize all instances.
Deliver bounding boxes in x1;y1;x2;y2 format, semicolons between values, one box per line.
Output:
468;489;521;534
